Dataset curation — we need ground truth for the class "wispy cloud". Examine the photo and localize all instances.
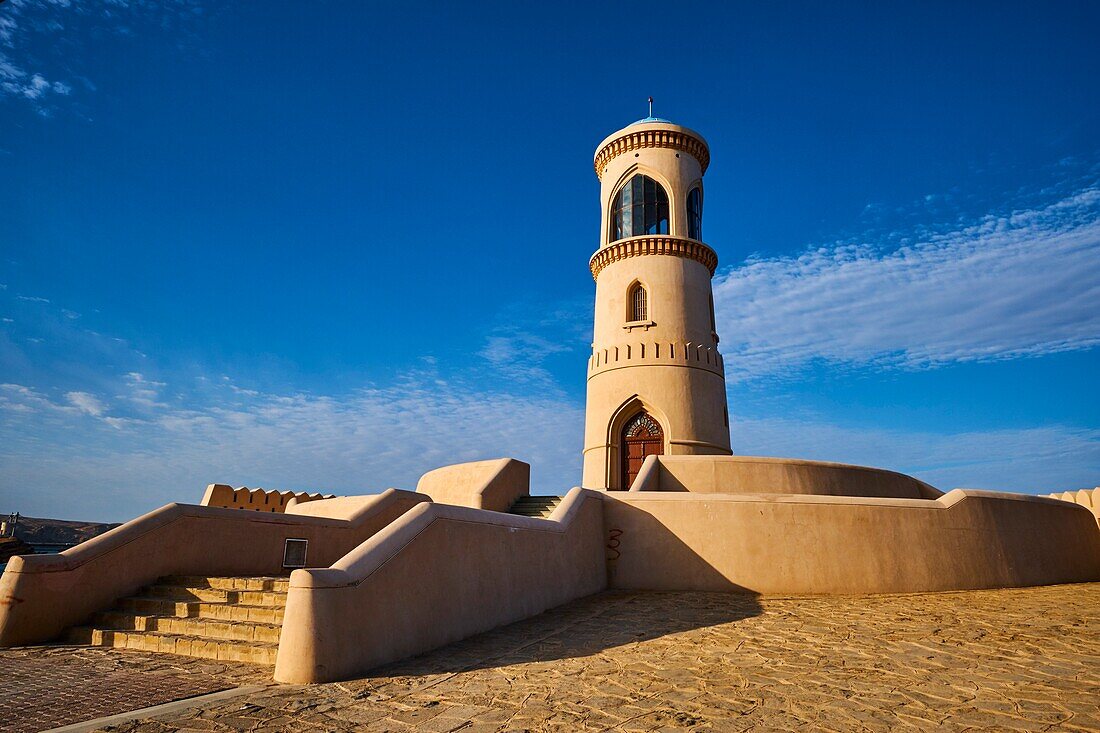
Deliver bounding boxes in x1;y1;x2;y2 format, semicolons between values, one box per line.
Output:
0;0;205;114
0;69;70;102
2;368;1094;522
120;371;167;409
0;383;62;414
732;416;1099;493
479;333;572;386
714;185;1100;380
0;376;585;521
1;176;1096;521
477;298;591;387
65;390;105;416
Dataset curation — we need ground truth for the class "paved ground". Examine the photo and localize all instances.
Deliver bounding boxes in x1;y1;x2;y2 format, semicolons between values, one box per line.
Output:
2;583;1098;732
0;646;268;733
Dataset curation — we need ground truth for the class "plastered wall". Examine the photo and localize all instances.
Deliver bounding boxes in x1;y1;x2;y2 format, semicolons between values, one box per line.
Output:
631;455;942;498
274;487;607;683
602;490;1100;594
0;490;428;647
415;457;530;512
1043;488;1099;526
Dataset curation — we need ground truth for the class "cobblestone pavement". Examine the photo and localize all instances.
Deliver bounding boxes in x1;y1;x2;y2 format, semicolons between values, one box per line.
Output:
6;583;1099;732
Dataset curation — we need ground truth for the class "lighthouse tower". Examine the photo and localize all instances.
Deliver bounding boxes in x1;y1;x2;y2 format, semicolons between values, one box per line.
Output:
582;116;732;490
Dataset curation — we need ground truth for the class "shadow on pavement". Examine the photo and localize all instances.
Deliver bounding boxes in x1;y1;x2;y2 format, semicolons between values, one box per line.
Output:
372;589;763;677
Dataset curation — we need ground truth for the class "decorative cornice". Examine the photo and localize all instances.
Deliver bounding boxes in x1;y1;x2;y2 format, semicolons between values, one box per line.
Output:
594;129;710;179
589;236;718;280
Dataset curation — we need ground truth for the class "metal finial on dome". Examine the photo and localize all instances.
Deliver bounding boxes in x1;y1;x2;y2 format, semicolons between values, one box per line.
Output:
632;96;672;125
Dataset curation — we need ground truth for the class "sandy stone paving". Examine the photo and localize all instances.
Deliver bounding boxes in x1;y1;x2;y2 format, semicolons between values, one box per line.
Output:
6;583;1099;732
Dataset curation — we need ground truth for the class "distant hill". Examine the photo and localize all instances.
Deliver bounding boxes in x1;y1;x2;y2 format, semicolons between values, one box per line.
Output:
10;516;121;547
0;536;34;563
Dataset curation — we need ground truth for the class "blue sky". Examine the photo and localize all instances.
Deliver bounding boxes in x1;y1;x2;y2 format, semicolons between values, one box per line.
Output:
1;1;1098;522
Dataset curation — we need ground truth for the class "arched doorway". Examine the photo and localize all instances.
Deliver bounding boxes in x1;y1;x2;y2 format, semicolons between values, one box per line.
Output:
620;412;664;490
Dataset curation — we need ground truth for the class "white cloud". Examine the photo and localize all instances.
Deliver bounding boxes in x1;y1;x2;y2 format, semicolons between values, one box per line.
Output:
0;383;68;414
477;298;591;387
1;368;1094;523
714;186;1100;380
65;390;105;416
1;176;1096;522
0;0;204;112
731;416;1099;493
0;377;586;521
0;61;70;108
121;371;168;409
16;295;50;303
478;334;571;386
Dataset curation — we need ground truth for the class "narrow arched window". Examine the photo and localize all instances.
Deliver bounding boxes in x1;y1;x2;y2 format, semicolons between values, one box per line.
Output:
630;284;648;321
610;174;669;242
687;187;702;240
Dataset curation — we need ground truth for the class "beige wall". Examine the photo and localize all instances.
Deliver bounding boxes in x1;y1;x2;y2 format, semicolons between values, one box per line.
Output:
631;455;943;498
1043;488;1099;525
274;487;607;683
200;484;334;514
583;363;730;489
602;490;1100;594
415;457;530;512
0;490;428;647
285;494;402;521
583;121;731;489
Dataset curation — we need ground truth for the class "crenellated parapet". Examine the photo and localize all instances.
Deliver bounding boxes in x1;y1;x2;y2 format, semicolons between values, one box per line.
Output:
589;236;718;280
199;484;335;513
588;339;724;377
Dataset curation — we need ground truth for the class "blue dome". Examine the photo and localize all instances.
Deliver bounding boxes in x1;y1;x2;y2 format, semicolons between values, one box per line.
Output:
632;116;673;125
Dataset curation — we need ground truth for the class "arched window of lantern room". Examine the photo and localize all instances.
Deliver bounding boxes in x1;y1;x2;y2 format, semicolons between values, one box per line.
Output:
610;174;670;242
687;187;703;240
629;283;648;322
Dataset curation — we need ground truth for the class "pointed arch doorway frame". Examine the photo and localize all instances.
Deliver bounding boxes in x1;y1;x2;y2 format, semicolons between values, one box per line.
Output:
620;411;664;490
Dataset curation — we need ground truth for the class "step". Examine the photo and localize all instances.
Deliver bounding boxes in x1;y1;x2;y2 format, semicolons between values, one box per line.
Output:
140;584;287;607
64;627;278;665
160;575;290;593
510;496;563;518
92;611;282;644
117;597;285;624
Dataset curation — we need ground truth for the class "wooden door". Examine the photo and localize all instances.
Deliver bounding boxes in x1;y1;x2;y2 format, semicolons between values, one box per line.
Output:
620;412;664;490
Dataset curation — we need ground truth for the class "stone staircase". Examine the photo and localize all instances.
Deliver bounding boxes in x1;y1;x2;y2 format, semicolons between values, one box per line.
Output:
64;575;288;665
509;495;563;518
